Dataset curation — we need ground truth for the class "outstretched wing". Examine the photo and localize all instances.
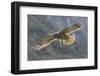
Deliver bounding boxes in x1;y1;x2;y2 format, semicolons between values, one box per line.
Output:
59;23;81;34
32;35;56;51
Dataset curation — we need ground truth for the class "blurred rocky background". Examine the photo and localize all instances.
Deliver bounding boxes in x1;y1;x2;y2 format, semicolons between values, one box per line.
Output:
28;15;88;61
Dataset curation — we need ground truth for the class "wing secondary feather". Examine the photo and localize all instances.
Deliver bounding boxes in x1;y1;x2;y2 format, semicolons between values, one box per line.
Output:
60;23;81;34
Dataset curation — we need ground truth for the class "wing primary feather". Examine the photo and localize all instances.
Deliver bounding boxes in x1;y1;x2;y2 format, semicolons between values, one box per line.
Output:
36;45;39;51
32;34;57;51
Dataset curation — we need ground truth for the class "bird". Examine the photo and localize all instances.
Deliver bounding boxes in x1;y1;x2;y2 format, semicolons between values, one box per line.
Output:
32;23;81;51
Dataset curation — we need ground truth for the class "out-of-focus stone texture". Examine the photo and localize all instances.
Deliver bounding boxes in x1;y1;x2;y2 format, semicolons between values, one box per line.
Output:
28;15;88;61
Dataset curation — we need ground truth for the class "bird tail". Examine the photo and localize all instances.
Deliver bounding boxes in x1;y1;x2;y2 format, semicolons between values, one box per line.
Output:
67;34;76;45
